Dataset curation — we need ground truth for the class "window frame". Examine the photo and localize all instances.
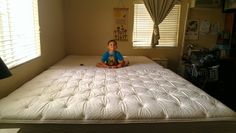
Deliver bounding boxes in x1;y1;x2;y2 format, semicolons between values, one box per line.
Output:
0;0;41;69
132;2;181;48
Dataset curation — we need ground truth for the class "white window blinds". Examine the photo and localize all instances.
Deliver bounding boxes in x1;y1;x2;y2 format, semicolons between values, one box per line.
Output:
133;4;181;47
0;0;41;68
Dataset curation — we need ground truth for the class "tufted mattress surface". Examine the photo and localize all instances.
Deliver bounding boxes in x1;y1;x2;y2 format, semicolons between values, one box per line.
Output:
0;56;235;123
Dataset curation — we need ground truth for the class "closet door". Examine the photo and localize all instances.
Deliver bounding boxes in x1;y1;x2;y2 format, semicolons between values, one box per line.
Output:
230;13;236;57
225;13;236;57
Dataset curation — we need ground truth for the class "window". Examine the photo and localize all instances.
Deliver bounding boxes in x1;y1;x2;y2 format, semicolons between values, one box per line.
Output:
0;0;41;68
133;3;181;47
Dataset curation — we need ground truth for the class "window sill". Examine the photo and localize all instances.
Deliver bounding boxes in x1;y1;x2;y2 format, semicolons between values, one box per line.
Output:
132;45;178;49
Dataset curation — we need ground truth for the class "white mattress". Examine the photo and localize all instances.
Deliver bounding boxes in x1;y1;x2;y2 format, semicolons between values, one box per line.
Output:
0;55;235;123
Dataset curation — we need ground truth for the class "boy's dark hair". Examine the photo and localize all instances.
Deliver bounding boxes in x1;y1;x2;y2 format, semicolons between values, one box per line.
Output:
107;39;117;45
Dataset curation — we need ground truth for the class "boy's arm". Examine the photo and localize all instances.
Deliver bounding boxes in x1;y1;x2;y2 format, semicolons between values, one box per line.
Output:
116;51;125;67
96;52;110;68
117;60;125;68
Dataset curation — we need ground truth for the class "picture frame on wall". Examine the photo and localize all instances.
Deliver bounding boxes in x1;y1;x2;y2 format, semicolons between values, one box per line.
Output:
185;20;199;40
113;8;129;41
223;0;236;13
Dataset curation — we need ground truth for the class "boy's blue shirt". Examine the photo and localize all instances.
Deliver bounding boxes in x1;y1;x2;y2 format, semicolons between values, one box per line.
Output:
101;51;124;66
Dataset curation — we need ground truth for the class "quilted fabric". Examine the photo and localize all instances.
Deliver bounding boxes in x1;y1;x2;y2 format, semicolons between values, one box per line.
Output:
0;56;235;122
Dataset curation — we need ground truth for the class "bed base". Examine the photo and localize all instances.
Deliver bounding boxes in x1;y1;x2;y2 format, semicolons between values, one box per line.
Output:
0;120;236;133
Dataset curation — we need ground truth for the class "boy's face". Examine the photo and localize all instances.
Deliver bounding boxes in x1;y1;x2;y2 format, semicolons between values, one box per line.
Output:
107;41;117;51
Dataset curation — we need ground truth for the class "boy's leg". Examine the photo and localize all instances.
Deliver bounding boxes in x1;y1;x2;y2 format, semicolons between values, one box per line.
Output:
117;60;129;67
124;60;129;66
96;62;108;68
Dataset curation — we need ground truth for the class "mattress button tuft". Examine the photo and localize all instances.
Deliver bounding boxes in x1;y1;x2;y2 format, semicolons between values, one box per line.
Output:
81;113;85;119
138;103;143;107
121;112;126;118
64;104;68;108
49;98;54;101
102;104;106;108
84;98;89;102
38;114;43;120
118;96;124;101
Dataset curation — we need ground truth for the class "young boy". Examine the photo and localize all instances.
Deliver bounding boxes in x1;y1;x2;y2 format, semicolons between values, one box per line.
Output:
96;40;126;68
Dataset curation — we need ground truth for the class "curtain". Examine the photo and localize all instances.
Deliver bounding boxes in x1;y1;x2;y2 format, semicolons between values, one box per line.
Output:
143;0;177;47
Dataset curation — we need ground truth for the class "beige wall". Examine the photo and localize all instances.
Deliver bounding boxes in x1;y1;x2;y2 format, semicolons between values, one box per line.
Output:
0;0;224;98
64;0;191;71
0;0;66;98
